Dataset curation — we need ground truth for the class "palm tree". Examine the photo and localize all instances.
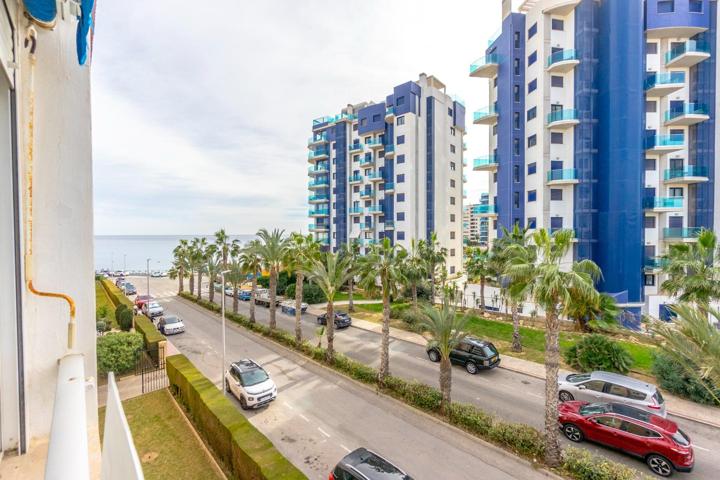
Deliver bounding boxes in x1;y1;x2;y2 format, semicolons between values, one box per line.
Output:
191;237;208;300
171;239;190;293
661;228;720;312
421;300;469;414
565;292;620;332
302;251;354;362
650;304;720;403
420;232;447;304
402;239;427;310
505;228;601;467
255;228;288;330
227;241;243;314
205;244;220;304
284;233;320;343
215;228;237;272
359;238;407;383
464;246;494;313
340;242;361;313
239;240;262;323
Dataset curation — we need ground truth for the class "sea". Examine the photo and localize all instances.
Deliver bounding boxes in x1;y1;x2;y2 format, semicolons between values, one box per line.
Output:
94;235;256;272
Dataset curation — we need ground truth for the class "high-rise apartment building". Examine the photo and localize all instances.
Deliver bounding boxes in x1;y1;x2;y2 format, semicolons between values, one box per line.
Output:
308;74;466;275
463;193;491;246
471;0;717;318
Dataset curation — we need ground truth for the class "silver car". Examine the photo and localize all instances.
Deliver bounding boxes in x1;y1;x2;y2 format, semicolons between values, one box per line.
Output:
558;371;666;417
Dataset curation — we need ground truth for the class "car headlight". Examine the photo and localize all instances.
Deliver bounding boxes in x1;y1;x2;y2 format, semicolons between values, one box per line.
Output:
247;397;254;401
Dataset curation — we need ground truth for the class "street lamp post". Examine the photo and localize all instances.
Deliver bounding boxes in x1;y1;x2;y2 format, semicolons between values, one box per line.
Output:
146;257;151;301
220;269;231;388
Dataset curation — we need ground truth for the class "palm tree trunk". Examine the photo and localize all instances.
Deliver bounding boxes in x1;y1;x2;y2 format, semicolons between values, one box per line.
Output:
178;267;184;293
511;302;522;352
295;272;304;343
480;278;485;313
197;272;203;300
325;300;335;362
378;292;391;383
249;276;257;323
440;355;452;415
412;284;418;310
348;277;355;313
233;284;239;314
430;264;436;304
188;269;194;296
544;307;562;467
269;267;277;329
209;276;215;304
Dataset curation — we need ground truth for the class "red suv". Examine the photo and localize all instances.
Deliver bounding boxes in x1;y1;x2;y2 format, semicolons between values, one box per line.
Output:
559;402;693;477
134;295;153;309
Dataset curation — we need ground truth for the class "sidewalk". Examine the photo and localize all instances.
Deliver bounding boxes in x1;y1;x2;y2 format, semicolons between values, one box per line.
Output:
339;313;720;428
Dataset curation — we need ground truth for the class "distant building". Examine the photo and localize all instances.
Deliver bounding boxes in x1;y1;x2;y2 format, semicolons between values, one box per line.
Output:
479;193;490;246
463;194;491;247
308;73;466;275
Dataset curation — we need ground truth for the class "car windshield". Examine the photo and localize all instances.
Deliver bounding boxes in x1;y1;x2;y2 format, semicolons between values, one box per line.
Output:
240;369;269;387
353;456;411;480
566;373;592;383
149;302;160;308
164;316;180;324
578;403;611;416
653;390;665;405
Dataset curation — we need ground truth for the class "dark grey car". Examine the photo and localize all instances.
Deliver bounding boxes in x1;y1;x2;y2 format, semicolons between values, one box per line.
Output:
317;312;352;329
331;448;413;480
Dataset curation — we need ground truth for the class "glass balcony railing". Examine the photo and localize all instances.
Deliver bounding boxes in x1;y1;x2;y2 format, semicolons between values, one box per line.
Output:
547;109;579;124
313;113;357;127
472;205;497;214
664;103;708;122
308;179;330;188
318;237;330;245
384;144;395;154
360;189;375;198
365;138;385;148
385;106;394;116
469;54;500;75
664;166;708;180
348;206;364;215
309;223;328;230
547;169;578;182
308;148;330;159
308;208;330;216
663;227;702;239
308;165;329;175
367;205;384;214
473;155;498;169
359;157;374;167
644;257;669;269
645;133;684;149
348;174;363;183
644;72;686;90
308;133;328;145
361;222;374;230
473;106;498;123
366;172;384;181
643;197;683;209
547;49;578;67
665;40;710;64
383;220;394;229
384;182;395;191
308;194;329;203
349;143;363;152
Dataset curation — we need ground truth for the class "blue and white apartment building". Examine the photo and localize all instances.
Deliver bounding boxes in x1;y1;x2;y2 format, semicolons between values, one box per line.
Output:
308;74;466;275
471;0;718;318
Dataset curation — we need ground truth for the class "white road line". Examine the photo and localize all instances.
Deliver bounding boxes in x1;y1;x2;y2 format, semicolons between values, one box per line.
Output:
527;392;544;399
693;444;710;452
299;414;310;423
283;402;294;410
317;427;331;438
340;444;351;453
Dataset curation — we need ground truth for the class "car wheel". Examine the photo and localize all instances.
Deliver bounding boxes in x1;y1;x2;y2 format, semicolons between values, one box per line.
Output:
465;361;478;374
562;424;584;443
427;350;440;363
316;317;322;325
225;379;230;393
239;396;249;410
559;391;574;402
646;454;673;477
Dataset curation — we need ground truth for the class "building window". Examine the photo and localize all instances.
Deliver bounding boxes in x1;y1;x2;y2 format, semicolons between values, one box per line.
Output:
513;85;520;102
353;185;360;193
514;58;520;75
645;100;657;113
551;75;564;87
450;248;456;257
448;107;453;117
513;138;520;155
450;214;456;222
450;161;456;171
397;231;405;240
397;212;405;221
513;112;520;130
397;135;405;145
551;132;563;144
644;274;656;286
450;179;456;188
450;144;456;153
514;31;520;48
527;217;537;228
360;118;367;126
513;192;520;208
528;134;537;147
397;173;405;183
551;18;564;30
528;79;537;93
550;216;563;231
373;114;381;122
689;0;703;13
646;42;658;54
397;116;405;126
397;193;405;202
528;190;537;202
670;187;683;197
528;162;537;175
450;126;456;136
397;154;405;164
397;96;405;106
450;231;455;240
353;123;358;131
645;158;656;171
528;51;537;66
550;189;563;201
527;107;537;121
528;22;537;39
450;197;456;205
644;215;656;228
513;165;520;182
657;1;674;13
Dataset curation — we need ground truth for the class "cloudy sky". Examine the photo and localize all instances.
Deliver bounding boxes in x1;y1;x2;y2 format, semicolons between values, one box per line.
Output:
92;0;499;235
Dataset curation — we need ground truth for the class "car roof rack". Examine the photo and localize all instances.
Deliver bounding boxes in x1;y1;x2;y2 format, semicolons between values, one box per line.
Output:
233;359;260;372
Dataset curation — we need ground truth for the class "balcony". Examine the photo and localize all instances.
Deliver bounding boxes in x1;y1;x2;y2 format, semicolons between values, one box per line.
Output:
663;227;702;242
308;194;329;204
473;106;498;125
366;138;385;149
349;142;364;153
309;208;330;217
309;223;329;232
473;155;498;171
643;197;683;212
547;109;579;129
366;171;385;183
360;189;375;199
318;237;330;246
359;157;375;168
663;166;709;185
546;49;579;73
384;182;395;193
368;205;384;215
349;206;364;215
313;113;357;130
348;174;363;184
308;133;328;147
645;72;686;97
644;257;669;272
383;220;395;230
473;204;497;217
645;134;684;154
385;106;395;120
537;0;581;15
308;165;329;176
664;103;709;126
361;222;374;231
469;53;500;78
307;148;330;162
665;41;711;68
308;178;330;190
384;144;395;158
547;169;579;185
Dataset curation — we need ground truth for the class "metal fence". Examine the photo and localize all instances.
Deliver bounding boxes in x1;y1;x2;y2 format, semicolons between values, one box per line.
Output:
135;344;167;394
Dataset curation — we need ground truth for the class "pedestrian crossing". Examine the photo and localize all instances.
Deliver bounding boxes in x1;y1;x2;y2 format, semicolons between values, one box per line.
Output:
153;290;177;299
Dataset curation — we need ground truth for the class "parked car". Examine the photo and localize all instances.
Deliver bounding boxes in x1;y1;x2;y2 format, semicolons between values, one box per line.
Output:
559;401;693;477
426;336;500;374
238;290;252;301
558;371;666;417
317;312;351;329
115;277;126;287
330;448;413;480
280;300;308;315
156;315;185;335
142;301;164;318
123;283;137;295
134;295;153;309
224;359;277;410
254;289;282;307
225;286;235;296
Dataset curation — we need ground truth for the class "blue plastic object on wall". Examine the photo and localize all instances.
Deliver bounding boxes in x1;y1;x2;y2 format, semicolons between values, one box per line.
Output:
76;0;96;65
23;0;57;27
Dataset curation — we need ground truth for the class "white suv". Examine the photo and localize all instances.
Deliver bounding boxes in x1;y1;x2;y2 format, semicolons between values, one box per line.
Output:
224;359;277;410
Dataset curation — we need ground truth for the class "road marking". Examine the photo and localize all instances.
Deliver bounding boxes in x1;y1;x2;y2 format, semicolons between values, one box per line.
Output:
283;401;294;410
693;444;710;452
340;444;351;453
317;427;331;438
299;414;310;423
527;392;544;399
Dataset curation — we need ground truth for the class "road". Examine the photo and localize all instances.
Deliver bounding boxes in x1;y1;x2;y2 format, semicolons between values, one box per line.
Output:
139;277;719;479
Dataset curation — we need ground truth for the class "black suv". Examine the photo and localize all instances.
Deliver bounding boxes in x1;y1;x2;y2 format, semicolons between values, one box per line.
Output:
317;312;352;329
330;448;412;480
426;336;500;374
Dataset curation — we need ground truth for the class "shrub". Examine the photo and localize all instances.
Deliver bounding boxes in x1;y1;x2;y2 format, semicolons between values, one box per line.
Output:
285;283;327;304
383;376;442;412
399;307;428;333
447;402;494;436
115;303;128;326
118;309;133;332
96;305;109;321
563;334;634;374
400;283;431;302
135;314;165;352
562;447;638;480
389;303;410;319
100;278;134;309
489;421;545;459
97;332;143;375
652;352;720;406
96;320;110;334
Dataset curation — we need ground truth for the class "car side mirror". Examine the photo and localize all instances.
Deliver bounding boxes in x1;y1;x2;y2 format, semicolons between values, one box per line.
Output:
578;385;586;390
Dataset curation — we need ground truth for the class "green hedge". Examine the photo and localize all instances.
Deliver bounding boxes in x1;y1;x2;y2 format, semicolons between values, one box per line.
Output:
166;354;306;480
100;279;134;309
135;314;165;364
652;352;720;406
178;290;642;480
97;332;143;375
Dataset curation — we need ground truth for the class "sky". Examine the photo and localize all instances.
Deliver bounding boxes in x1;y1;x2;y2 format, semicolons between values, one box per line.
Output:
92;0;500;235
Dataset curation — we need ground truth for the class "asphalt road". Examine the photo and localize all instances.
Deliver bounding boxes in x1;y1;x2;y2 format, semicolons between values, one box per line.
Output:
137;277;719;479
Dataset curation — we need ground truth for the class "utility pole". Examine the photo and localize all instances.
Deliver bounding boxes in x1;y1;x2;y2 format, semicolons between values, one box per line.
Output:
220;269;230;388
